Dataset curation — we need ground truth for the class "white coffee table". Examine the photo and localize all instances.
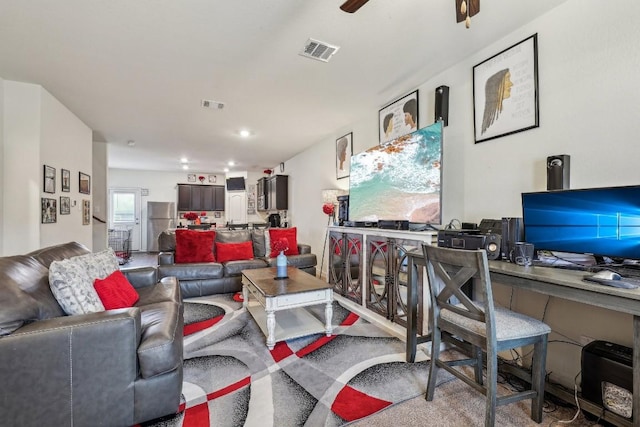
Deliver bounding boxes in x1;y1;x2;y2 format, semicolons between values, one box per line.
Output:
242;267;333;350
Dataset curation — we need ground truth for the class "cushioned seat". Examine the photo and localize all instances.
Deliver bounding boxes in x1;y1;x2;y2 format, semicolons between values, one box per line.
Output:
0;242;184;426
157;228;318;297
422;244;551;427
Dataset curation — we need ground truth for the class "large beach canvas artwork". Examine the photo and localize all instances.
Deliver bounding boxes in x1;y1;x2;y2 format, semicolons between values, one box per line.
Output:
348;121;443;224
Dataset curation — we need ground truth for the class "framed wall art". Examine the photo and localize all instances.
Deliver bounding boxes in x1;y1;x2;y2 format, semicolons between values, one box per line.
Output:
187;174;196;182
208;175;217;183
82;200;91;225
43;165;56;194
378;90;419;145
61;169;71;192
79;172;91;194
41;197;57;223
336;132;353;180
473;34;539;143
60;196;71;215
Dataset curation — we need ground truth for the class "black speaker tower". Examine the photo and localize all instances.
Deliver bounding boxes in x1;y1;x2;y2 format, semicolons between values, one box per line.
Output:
435;85;449;126
547;154;570;191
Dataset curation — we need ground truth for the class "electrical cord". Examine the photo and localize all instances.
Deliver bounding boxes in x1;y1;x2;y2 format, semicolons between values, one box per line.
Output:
444;218;461;230
551;371;582;425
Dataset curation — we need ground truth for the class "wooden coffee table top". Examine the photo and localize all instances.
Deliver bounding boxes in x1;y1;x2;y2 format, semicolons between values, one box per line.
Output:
242;267;331;297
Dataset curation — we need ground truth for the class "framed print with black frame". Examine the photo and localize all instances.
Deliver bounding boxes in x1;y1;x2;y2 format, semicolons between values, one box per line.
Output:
41;198;57;223
473;34;539;143
79;172;91;194
61;169;71;192
82;200;91;225
60;196;71;215
378;90;419;145
336;132;353;180
43;165;56;194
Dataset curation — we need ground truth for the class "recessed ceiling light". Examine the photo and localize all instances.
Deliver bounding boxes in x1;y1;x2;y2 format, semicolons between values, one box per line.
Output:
182;165;189;170
228;161;235;167
223;168;229;173
239;130;250;138
180;157;188;163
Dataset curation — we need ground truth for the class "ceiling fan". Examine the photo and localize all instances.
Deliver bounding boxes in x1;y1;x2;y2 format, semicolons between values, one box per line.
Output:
456;0;480;28
340;0;480;28
339;0;369;13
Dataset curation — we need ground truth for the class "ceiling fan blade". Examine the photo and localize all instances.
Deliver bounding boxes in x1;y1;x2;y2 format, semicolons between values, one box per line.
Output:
340;0;370;13
455;0;480;23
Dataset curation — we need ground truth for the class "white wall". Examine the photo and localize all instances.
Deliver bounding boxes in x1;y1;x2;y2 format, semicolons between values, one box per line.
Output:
287;0;640;389
1;81;92;255
92;141;109;250
39;88;93;249
109;169;269;250
2;81;41;254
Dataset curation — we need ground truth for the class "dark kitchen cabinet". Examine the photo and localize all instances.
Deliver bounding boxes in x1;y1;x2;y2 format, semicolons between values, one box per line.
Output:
257;177;267;211
177;184;225;211
267;175;288;210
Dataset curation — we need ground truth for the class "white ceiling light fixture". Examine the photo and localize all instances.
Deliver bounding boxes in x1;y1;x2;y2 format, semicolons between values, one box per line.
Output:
180;157;188;163
182;164;189;170
239;129;251;138
223;168;229;173
299;38;340;63
228;161;235;167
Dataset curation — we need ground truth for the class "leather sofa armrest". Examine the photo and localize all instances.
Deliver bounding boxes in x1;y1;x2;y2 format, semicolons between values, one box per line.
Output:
158;251;174;265
0;309;142;426
122;266;158;289
298;244;311;255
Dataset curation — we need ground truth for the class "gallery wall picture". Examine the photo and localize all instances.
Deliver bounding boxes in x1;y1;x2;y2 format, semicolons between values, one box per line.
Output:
61;169;71;192
82;200;91;225
378;90;419;145
336;132;353;180
79;172;91;194
41;197;57;223
473;34;539;143
60;196;71;215
43;165;56;194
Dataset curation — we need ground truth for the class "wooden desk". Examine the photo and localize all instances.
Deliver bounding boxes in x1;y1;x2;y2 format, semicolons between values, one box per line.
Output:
406;251;640;427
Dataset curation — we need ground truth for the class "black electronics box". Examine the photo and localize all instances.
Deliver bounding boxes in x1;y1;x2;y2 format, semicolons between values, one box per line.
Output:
378;220;409;230
437;229;501;260
343;221;377;228
581;340;633;418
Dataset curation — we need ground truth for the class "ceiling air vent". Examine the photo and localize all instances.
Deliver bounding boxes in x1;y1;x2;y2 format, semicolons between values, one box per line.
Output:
201;99;225;110
299;38;340;62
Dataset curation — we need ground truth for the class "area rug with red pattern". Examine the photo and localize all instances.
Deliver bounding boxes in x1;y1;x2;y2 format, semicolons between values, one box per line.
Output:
143;293;447;427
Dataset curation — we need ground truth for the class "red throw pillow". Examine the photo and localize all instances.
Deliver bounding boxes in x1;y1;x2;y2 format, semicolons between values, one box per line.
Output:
215;241;254;263
269;227;299;258
94;270;139;309
175;229;216;263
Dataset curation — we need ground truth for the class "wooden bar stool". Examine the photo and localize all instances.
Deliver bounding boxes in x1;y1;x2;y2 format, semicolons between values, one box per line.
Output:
421;244;551;426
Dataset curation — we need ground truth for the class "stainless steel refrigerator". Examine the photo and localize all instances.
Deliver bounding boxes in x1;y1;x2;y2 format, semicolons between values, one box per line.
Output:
147;201;176;252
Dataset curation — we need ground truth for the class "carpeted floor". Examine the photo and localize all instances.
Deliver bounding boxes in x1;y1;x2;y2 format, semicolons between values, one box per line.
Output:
144;294;598;427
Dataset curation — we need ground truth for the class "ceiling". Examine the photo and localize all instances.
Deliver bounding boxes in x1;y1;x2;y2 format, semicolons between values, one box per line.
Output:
0;0;565;173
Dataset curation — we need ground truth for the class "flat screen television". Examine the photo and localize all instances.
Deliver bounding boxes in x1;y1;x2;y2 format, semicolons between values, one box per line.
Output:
348;121;443;224
522;185;640;261
226;177;246;191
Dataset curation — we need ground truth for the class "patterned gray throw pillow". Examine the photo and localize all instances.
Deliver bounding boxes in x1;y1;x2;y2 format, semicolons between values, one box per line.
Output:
48;248;119;315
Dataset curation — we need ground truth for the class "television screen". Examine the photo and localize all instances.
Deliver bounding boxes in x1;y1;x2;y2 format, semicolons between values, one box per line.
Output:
348;121;443;224
522;185;640;260
226;177;246;191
